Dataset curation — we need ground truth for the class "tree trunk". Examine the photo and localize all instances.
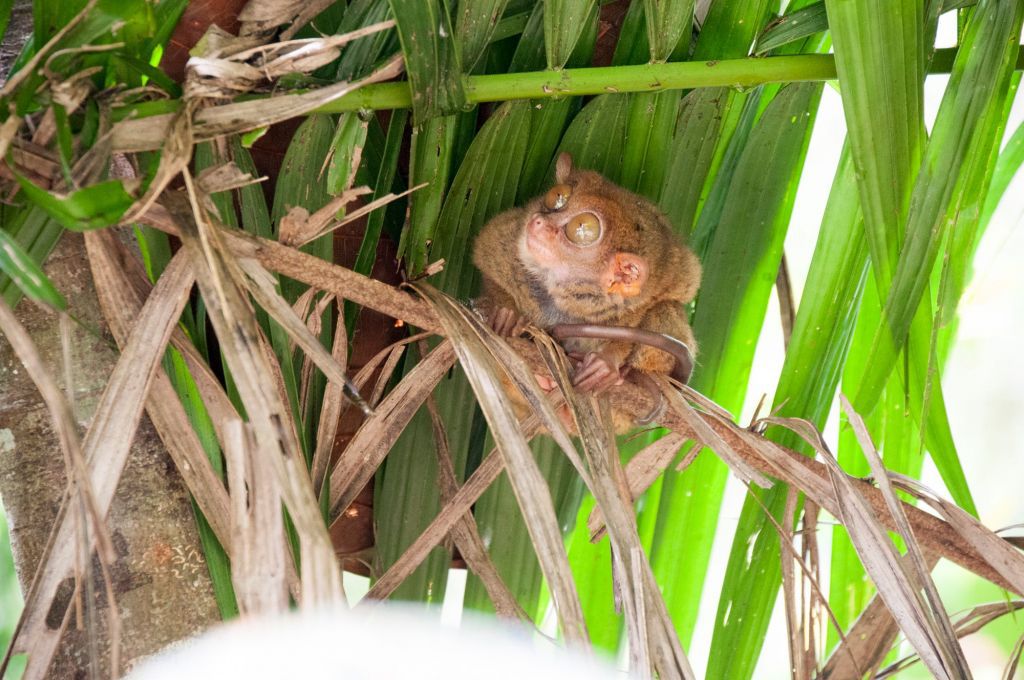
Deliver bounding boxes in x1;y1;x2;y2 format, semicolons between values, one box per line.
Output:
0;232;220;678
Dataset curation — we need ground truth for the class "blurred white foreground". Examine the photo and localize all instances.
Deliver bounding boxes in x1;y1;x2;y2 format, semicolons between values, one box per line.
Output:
127;604;622;680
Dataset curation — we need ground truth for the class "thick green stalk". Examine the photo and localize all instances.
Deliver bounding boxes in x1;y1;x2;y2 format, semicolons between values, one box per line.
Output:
111;47;1024;123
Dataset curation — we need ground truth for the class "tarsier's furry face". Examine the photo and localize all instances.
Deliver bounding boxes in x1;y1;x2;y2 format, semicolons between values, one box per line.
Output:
515;154;700;325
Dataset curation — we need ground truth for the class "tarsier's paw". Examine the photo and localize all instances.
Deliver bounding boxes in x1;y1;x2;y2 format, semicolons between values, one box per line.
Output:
489;307;529;337
572;352;625;394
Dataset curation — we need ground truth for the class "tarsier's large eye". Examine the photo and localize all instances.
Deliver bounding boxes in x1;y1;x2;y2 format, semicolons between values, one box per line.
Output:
543;183;572;211
564;212;601;245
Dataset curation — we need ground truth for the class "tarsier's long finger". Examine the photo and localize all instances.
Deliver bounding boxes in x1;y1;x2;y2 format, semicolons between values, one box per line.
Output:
573;354;622;393
592;372;625;395
490;308;514;336
576;369;622;394
510;316;530;337
572;355;606;385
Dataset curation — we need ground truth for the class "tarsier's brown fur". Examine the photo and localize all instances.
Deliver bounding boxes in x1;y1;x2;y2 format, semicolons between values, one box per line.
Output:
473;153;701;428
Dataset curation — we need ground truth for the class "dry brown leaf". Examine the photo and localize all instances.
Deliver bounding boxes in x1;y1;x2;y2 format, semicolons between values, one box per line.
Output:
875;598;1024;678
891;475;1024;596
780;489;814;680
0;109;22;160
414;285;590;648
189;20;396;92
237;256;369;414
293;183;429;248
196;160;265;220
224;419;289;615
328;341;457;520
112;55;404;153
766;405;967;680
345;332;431;397
43;44;121;115
531;337;693;680
84;230;232;547
196;161;264;194
297;292;338;415
1003;633;1024;680
451;311;588;487
839;396;970;677
122;99;196;223
587;432;687;540
659;376;770;487
1;140;59;188
239;0;337;38
279;186;371;247
364;417;543;602
365;340;407;407
422;385;529;621
311;301;348;494
138;201;439;332
821;553;939;679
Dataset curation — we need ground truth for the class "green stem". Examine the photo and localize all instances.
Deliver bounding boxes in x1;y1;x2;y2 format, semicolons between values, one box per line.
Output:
114;46;1022;121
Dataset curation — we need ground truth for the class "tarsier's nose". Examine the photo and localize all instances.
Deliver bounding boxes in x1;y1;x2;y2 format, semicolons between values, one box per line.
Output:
528;215;551;236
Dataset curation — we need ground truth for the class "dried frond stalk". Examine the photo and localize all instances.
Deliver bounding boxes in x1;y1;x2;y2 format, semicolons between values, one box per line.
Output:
112;55;404;153
177;172;343;608
84;230;232;546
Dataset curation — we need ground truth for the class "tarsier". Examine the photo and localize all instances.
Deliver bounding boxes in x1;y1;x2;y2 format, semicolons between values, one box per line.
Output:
473;153;701;429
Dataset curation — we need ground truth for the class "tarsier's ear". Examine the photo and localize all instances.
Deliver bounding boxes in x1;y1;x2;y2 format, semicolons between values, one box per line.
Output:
555;152;574;183
606;252;648;298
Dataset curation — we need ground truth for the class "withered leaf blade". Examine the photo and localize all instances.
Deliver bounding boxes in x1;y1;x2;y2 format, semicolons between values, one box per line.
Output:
328;340;456;521
237;256;371;415
411;284;589;648
224;420;290;615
